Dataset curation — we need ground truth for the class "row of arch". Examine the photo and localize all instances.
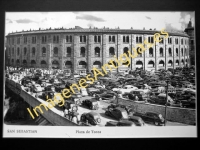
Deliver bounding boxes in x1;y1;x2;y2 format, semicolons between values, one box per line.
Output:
135;59;188;68
9;46;187;58
12;58;188;69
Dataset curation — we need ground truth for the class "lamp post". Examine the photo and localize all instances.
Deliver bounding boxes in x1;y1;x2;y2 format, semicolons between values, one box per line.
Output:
164;80;169;126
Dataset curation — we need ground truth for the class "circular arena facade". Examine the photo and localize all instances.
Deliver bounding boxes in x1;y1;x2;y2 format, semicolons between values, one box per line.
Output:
5;27;190;74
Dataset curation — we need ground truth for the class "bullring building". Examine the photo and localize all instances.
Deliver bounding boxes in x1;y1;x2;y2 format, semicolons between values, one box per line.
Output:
5;26;190;74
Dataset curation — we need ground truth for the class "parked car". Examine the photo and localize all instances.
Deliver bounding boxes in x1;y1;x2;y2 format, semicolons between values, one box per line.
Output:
64;96;81;105
95;91;116;101
133;112;165;126
105;120;136;126
148;93;174;105
105;107;129;120
42;91;55;100
112;85;138;94
82;99;99;110
88;88;108;97
33;84;43;93
80;112;101;126
180;97;195;109
127;116;147;126
107;103;133;115
80;87;88;96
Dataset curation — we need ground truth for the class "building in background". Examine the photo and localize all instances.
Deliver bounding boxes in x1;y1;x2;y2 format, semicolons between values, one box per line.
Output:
184;19;195;66
5;26;190;74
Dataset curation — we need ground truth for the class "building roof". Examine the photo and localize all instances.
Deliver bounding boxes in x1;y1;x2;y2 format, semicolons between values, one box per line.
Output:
6;28;189;37
184;27;194;32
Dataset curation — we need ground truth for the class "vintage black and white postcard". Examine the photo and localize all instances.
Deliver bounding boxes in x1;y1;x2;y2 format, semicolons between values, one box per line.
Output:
3;11;197;138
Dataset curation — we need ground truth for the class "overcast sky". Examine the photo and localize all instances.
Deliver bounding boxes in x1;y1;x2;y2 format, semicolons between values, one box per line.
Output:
5;11;195;35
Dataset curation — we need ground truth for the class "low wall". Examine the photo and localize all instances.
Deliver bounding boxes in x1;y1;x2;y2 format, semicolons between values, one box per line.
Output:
20;90;79;126
113;98;196;125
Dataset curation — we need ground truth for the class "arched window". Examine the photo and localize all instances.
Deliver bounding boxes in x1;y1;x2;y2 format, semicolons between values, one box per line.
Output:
136;61;143;68
112;36;115;42
123;36;125;42
32;47;36;56
126;36;129;43
79;61;87;68
66;47;71;57
176;48;178;56
41;60;46;64
80;47;86;57
137;47;142;57
95;47;100;57
176;60;179;66
24;47;27;55
94;36;97;42
52;60;59;69
65;61;72;68
169;48;172;56
123;47;129;57
108;61;117;67
93;61;101;68
17;47;20;56
122;61;130;67
109;47;115;57
16;59;20;65
159;60;165;67
53;47;58;57
31;60;36;64
109;36;111;42
11;59;14;64
181;59;184;65
23;60;27;65
53;36;56;42
31;60;36;67
42;47;46;56
148;60;155;67
168;60;173;66
149;48;153;57
160;48;163;57
41;60;47;68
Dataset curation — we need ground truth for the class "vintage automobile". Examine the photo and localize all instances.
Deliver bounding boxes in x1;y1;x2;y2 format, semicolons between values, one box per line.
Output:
88;88;108;97
105;107;130;120
54;83;66;92
107;103;133;115
133;111;165;126
148;93;174;105
37;79;46;87
82;99;99;110
112;85;138;94
44;85;55;92
80;112;101;126
80;87;88;96
105;120;136;126
42;91;55;100
95;91;116;101
127;116;147;126
87;87;101;96
63;95;81;106
32;84;43;93
180;97;195;109
128;89;149;101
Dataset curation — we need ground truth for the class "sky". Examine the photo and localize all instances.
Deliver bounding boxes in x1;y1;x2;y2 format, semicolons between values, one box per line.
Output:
5;11;195;36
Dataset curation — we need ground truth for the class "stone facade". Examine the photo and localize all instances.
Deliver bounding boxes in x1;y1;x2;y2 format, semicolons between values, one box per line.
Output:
5;28;190;73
